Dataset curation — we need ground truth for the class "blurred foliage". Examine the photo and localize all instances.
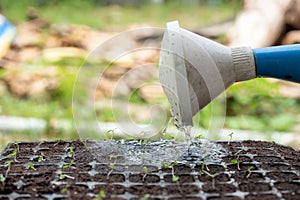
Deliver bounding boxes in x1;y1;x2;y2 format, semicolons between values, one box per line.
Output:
0;0;241;30
0;0;300;150
195;79;300;132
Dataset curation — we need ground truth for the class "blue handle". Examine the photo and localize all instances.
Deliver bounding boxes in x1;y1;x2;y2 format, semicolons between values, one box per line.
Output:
253;44;300;83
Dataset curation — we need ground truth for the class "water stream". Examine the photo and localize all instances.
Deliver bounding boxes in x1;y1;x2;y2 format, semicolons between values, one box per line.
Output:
87;139;227;172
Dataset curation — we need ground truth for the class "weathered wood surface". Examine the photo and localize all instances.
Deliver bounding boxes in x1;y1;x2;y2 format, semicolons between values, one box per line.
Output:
228;0;293;48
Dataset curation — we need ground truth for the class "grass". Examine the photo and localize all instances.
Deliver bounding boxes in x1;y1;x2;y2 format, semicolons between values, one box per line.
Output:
0;0;241;30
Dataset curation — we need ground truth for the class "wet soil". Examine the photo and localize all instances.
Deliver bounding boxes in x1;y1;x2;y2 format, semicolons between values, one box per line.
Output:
0;140;299;199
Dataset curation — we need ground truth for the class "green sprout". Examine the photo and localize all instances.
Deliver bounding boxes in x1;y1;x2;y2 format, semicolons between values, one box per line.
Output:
38;153;45;162
228;132;234;145
104;129;115;140
204;171;220;189
59;174;65;180
198;160;207;174
67;146;75;158
61;185;69;193
4;160;13;168
109;153;121;160
4;160;13;177
235;149;243;156
245;166;254;178
0;174;5;185
14;142;20;151
142;166;148;181
7;149;17;159
63;160;75;169
172;175;179;182
231;159;241;170
162;162;180;182
140;194;150;200
93;190;105;200
162;161;178;169
162;163;171;169
6;149;19;163
59;173;74;180
231;149;243;170
109;163;115;169
27;162;36;170
107;162;116;179
194;134;205;140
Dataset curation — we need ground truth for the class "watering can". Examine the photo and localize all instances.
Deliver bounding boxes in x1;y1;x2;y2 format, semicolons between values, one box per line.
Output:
159;21;300;127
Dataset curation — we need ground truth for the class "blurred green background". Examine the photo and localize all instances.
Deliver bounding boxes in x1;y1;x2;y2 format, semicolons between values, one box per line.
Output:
0;0;300;150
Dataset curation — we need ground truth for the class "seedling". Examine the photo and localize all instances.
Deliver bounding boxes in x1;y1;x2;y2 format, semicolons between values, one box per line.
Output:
107;162;116;179
140;194;150;200
204;171;220;189
6;149;19;162
0;174;5;186
194;134;205;140
198;159;210;175
7;149;17;159
162;161;178;170
199;161;206;174
172;175;179;182
59;173;65;180
162;162;183;193
109;153;121;160
14;142;20;152
67;146;75;158
59;173;74;180
38;153;45;162
142;166;148;182
93;189;105;200
104;129;115;140
63;160;75;169
162;162;180;183
231;149;243;170
231;159;241;170
4;160;13;168
61;185;69;193
235;149;243;156
245;166;254;178
228;132;234;145
27;162;36;170
4;160;13;177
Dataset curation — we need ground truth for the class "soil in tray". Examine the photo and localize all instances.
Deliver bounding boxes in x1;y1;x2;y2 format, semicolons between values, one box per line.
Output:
0;139;300;200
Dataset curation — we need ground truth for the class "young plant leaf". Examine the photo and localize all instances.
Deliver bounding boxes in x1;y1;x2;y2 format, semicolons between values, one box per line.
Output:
38;153;45;162
61;186;68;193
231;159;238;164
7;150;17;158
98;190;105;198
0;174;5;183
143;166;148;174
109;163;115;169
67;146;75;157
28;162;36;170
231;159;241;170
172;175;179;182
4;160;13;167
246;166;254;173
59;174;65;180
140;194;150;200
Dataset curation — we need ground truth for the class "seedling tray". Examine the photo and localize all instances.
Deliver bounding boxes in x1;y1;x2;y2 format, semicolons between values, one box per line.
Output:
0;140;299;200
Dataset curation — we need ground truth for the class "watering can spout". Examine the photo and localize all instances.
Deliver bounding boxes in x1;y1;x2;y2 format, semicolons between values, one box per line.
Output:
159;21;300;127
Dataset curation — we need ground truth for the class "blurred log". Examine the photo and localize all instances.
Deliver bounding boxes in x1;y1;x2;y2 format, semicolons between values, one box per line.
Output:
228;0;292;48
281;30;300;44
285;0;300;29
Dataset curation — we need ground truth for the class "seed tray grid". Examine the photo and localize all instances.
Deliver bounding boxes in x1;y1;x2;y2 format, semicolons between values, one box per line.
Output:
0;140;300;200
